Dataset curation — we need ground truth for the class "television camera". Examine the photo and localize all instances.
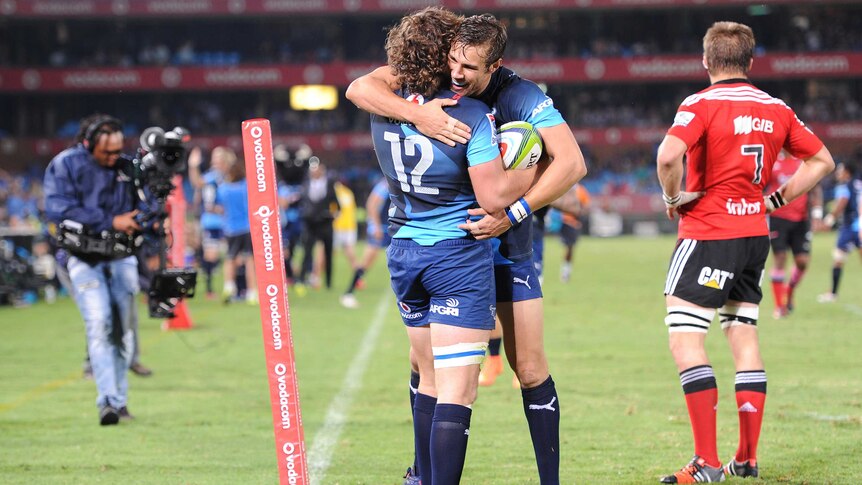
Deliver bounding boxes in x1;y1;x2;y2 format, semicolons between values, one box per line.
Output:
130;126;198;318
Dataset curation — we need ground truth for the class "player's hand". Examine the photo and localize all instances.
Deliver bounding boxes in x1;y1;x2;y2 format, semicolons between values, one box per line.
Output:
663;191;704;220
458;208;512;240
113;210;141;235
413;98;471;147
188;146;202;169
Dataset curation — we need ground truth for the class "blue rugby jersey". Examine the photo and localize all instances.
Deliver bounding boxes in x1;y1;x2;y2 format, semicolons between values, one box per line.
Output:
475;67;567;264
835;178;861;231
371;90;499;246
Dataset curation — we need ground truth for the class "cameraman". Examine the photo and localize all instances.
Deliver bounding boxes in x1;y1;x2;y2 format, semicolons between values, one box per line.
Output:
43;114;146;426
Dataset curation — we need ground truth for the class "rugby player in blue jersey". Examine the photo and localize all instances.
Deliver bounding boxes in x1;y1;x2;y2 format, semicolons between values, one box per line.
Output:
348;11;586;485
370;8;538;484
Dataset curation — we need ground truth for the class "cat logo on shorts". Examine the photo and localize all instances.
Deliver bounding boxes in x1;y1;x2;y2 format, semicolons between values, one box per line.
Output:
697;266;735;290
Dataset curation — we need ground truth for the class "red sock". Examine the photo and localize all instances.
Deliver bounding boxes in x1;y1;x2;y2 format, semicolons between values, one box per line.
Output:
680;366;719;468
734;370;767;463
770;279;786;310
735;390;766;463
685;388;720;467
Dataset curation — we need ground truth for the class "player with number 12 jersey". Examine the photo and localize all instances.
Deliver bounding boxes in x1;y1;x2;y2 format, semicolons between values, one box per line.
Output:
668;80;823;240
373;91;500;246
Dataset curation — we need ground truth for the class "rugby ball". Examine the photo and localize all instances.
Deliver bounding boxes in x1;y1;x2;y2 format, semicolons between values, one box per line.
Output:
499;121;543;170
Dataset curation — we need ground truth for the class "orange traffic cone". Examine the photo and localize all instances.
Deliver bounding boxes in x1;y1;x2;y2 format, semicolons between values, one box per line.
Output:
163;300;193;330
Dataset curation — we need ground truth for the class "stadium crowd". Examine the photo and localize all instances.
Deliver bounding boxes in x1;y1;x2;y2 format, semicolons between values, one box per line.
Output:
2;5;860;68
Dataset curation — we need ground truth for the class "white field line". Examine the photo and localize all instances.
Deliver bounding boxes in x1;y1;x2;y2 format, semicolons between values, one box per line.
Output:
307;291;391;484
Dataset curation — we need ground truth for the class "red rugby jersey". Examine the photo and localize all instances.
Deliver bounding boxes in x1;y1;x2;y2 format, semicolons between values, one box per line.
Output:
667;80;823;240
767;152;808;222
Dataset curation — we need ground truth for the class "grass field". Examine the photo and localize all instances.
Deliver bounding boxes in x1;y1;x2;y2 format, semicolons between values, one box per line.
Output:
1;233;860;484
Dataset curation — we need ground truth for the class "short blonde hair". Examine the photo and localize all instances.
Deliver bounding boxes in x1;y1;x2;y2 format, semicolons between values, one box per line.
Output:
703;21;755;75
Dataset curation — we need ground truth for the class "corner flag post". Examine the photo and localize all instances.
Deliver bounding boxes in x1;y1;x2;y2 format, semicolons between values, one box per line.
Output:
241;119;309;485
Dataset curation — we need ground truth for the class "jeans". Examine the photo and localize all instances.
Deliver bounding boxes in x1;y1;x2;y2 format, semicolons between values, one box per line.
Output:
68;255;139;409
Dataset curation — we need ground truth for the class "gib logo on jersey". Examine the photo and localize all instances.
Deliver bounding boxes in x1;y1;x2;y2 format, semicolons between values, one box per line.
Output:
734;115;774;135
698;267;735;290
431;298;460;317
726;198;762;215
398;301;422;320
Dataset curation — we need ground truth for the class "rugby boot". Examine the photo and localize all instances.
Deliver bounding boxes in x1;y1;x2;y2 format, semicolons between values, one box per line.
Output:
660;455;725;483
724;458;758;478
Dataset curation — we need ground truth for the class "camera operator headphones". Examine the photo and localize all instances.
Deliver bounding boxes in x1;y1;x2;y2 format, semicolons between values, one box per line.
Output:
82;115;123;153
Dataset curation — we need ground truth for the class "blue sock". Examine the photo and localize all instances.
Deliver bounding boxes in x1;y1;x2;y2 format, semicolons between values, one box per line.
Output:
409;371;420;472
522;375;560;485
431;403;472;485
413;393;436;485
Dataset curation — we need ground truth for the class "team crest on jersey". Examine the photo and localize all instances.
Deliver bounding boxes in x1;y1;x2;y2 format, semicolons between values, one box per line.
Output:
672;111;695;127
698;267;734;290
406;94;425;105
487;113;498;145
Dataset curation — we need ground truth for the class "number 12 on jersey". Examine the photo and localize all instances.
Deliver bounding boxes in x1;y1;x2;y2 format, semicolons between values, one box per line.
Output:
384;131;439;195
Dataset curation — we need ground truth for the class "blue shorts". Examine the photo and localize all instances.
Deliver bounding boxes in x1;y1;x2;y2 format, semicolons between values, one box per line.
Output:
387;238;496;330
836;226;861;252
495;257;543;303
202;227;224;244
283;221;302;247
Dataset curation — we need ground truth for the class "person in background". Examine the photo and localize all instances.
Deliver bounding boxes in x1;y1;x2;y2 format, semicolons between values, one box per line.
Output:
340;177;390;309
296;158;340;291
766;150;822;318
816;161;861;303
44;114;151;425
214;152;257;304
187;146;228;300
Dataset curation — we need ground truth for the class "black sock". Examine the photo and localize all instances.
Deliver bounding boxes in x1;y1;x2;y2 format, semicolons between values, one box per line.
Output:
347;268;365;293
413;393;436;485
522;376;560;485
488;337;502;356
409;371;420;472
832;266;842;295
431;403;472;485
202;259;216;293
284;258;294;280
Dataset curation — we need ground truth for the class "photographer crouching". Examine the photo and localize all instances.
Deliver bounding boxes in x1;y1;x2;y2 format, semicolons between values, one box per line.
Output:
43;114;150;426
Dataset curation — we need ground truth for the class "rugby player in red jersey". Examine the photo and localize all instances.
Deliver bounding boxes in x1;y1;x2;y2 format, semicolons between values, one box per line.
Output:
766;151;823;318
656;21;834;483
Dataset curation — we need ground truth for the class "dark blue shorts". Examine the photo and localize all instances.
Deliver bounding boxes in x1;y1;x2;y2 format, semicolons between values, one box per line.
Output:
836;226;861;252
387;238;496;329
495;257;543;303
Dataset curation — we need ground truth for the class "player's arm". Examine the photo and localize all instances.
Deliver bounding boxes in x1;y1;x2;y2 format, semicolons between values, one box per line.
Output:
346;66;471;146
468;159;536;216
766;146;835;214
656;134;704;220
187;147;204;189
365;190;385;239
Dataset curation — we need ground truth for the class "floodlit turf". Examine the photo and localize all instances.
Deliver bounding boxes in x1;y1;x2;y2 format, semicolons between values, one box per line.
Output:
1;233;860;484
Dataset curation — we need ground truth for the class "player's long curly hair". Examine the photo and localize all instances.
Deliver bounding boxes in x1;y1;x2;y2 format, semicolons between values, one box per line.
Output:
385;6;463;97
703;21;755;76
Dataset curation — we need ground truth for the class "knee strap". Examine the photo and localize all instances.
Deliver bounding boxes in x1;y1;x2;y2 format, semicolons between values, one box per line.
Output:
665;306;715;334
719;303;759;330
432;342;488;369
